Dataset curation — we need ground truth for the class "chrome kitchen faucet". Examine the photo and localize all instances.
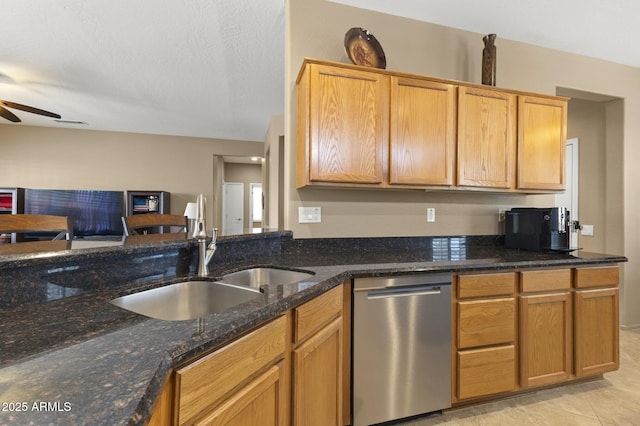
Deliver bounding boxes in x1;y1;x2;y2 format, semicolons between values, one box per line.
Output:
193;193;218;277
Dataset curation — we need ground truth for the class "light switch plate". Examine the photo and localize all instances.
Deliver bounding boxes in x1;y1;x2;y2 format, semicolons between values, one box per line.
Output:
298;207;321;223
427;208;436;223
581;224;594;236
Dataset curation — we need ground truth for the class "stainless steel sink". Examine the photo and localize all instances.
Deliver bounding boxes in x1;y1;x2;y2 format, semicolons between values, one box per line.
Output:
110;281;262;321
220;267;314;289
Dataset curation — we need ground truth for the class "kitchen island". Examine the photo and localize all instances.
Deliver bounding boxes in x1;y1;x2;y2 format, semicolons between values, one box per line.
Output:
0;232;626;425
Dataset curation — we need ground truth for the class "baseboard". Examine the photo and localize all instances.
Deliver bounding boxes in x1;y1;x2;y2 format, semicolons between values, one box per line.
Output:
620;324;640;331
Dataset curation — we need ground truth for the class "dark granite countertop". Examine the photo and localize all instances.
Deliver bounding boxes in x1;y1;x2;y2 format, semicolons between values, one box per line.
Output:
0;233;627;425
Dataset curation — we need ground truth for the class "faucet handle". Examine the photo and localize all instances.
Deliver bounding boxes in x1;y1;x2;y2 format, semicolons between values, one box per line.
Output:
211;228;218;241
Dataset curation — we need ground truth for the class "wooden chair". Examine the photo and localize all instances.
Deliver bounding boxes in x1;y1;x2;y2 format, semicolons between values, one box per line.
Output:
0;239;71;254
122;213;188;236
0;214;74;243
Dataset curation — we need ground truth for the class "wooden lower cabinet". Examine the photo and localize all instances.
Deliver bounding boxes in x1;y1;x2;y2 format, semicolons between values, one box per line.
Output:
454;265;621;404
175;316;287;425
292;284;344;426
573;266;620;377
195;362;286;426
292;317;343;426
454;272;517;401
147;283;347;426
147;377;174;426
519;291;572;388
146;264;621;422
574;287;619;377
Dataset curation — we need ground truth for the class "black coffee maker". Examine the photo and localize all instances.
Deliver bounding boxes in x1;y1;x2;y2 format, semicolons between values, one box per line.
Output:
505;207;571;252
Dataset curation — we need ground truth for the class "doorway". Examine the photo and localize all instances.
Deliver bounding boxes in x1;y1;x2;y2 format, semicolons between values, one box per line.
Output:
556;138;579;249
219;157;264;234
250;183;263;232
223;182;244;235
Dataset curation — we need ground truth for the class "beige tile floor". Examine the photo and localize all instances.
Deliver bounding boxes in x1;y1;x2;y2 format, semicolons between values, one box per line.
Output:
402;329;640;426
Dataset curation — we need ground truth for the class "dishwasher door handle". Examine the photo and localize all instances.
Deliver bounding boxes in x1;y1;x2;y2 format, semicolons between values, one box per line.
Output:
366;285;444;300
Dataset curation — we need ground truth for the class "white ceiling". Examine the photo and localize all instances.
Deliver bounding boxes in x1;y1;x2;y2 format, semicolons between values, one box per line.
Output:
1;1;638;141
0;0;284;141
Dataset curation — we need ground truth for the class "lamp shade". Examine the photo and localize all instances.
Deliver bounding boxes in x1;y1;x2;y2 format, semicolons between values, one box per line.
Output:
183;202;198;220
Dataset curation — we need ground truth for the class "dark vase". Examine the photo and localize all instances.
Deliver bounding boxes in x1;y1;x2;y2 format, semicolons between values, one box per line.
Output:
482;34;497;86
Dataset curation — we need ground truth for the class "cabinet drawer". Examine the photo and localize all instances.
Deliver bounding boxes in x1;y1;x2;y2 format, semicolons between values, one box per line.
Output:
574;266;619;288
457;345;516;400
520;269;571;292
458;272;516;298
458;298;516;348
176;316;286;425
294;285;342;344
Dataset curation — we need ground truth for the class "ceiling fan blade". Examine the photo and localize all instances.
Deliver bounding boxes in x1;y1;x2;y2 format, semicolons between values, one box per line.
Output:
0;100;61;119
0;105;21;122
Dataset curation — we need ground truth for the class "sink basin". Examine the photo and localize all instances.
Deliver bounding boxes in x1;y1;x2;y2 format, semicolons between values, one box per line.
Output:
110;281;262;321
220;267;314;289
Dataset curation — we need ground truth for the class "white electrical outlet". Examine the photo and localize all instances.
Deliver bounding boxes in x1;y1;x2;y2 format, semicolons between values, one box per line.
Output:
298;207;321;223
427;208;436;223
498;209;506;223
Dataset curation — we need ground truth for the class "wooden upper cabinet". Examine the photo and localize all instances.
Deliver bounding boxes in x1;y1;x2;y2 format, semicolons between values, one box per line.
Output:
517;95;567;190
457;86;517;189
297;63;388;186
389;77;456;186
296;59;567;192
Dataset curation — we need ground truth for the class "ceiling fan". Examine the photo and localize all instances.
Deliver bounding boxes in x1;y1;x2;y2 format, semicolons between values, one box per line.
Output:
0;100;61;123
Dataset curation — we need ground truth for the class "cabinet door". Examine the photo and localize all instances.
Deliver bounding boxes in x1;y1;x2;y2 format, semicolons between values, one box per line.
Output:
574;288;619;377
457;86;516;189
292;317;343;426
195;363;286;426
303;64;388;185
176;316;286;425
517;95;567;190
389;77;456;186
519;292;572;388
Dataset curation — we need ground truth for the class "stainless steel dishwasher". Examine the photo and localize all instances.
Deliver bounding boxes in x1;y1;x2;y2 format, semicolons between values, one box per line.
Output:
352;273;452;425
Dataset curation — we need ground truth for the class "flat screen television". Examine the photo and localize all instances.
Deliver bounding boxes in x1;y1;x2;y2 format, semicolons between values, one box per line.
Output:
24;189;125;238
